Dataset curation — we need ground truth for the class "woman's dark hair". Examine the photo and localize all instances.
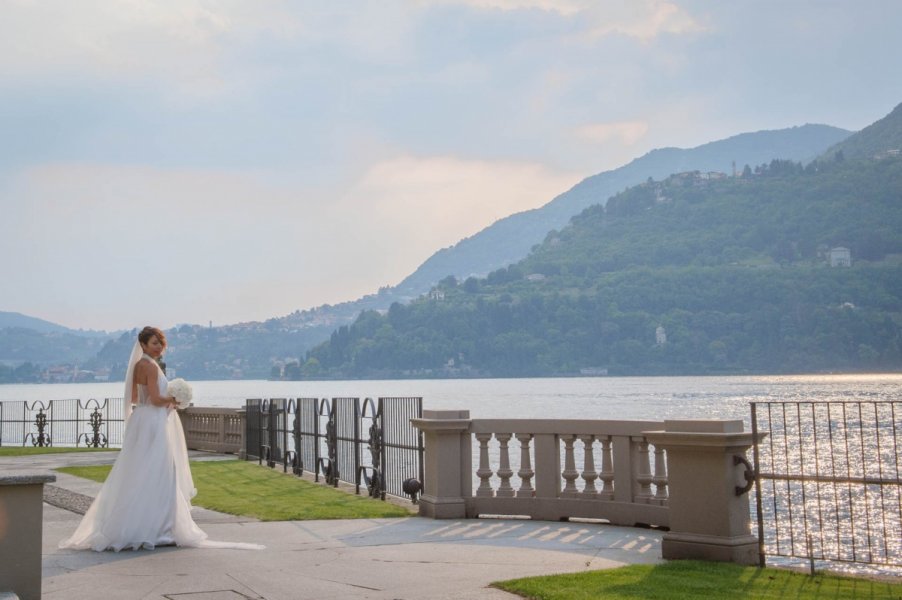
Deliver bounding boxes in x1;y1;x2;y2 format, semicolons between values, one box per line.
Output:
138;326;167;348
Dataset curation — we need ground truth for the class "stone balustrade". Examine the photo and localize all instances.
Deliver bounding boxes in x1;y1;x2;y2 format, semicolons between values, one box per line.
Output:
178;407;245;454
467;418;670;527
413;410;762;564
412;411;669;527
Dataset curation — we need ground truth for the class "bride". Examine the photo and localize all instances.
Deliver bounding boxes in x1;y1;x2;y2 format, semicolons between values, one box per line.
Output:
60;326;262;552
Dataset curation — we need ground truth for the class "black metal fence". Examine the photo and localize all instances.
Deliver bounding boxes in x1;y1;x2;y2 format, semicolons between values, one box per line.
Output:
245;396;424;501
751;401;902;569
0;398;125;448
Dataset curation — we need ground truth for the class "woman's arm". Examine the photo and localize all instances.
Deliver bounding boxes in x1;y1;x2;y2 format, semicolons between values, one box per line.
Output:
135;361;177;408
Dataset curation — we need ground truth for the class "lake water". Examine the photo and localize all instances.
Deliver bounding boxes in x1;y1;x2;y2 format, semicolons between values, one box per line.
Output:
3;373;901;425
5;373;902;575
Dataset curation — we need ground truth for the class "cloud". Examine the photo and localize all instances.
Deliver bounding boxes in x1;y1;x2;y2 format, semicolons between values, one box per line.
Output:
583;2;706;42
416;0;586;15
574;121;650;146
343;155;582;252
0;1;303;99
418;0;706;41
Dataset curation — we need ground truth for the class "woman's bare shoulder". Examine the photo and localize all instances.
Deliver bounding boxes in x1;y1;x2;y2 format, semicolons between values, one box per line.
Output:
134;358;155;376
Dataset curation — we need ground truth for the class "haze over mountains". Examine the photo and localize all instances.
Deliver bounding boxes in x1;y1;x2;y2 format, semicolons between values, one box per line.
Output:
392;123;851;298
250;122;852;359
9;106;899;380
305;104;902;378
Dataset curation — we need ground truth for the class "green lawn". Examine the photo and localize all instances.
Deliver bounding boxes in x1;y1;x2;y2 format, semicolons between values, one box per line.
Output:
57;459;413;521
0;446;119;457
493;560;902;599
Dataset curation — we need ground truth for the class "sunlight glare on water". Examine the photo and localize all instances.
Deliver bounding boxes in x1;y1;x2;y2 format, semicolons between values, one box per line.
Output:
2;374;901;423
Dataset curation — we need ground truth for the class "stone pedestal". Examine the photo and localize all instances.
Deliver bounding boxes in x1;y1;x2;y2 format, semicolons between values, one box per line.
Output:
644;420;763;565
411;410;472;518
0;472;56;600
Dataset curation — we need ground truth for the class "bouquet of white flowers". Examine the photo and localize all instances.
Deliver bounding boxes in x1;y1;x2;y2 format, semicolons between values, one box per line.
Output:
168;378;193;408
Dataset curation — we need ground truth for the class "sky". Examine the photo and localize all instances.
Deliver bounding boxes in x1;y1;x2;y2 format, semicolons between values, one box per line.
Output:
2;0;901;332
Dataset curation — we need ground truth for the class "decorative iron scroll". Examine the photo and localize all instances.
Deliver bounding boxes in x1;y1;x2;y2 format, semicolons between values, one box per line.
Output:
283;399;303;476
362;397;384;499
25;401;52;447
1;398;125;448
78;407;108;448
733;454;755;496
319;398;338;486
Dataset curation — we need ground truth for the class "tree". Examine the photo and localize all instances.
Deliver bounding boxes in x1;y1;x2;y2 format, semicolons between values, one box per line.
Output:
302;357;321;378
438;275;458;288
463;277;480;293
284;361;301;380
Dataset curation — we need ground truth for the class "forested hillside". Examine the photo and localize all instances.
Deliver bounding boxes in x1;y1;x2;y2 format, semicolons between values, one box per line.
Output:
823;101;902;161
392;124;850;297
302;155;902;378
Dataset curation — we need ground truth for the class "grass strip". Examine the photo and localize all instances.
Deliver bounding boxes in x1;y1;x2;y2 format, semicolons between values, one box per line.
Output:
0;446;119;456
57;459;412;521
492;560;902;599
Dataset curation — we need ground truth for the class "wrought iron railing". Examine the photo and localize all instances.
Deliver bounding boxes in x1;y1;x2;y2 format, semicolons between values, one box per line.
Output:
751;401;902;569
0;398;125;448
245;396;424;502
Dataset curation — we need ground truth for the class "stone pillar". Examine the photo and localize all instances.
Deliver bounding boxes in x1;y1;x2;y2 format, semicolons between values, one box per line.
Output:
411;410;472;518
0;472;56;600
644;420;762;565
237;407;248;460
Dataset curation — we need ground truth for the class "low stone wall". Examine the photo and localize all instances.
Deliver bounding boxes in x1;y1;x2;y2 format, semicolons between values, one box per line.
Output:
413;410;763;565
178;407;245;454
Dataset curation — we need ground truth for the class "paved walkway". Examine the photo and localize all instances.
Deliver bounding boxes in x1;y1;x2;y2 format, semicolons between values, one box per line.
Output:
4;452;664;600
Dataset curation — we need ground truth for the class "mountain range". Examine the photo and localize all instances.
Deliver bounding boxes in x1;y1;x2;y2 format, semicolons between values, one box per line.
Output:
0;311;109;336
303;105;902;378
11;104;902;379
391;123;851;298
230;122;852;369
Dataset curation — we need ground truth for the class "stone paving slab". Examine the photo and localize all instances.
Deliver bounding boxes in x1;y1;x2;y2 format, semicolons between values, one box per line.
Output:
1;451;665;599
43;507;662;600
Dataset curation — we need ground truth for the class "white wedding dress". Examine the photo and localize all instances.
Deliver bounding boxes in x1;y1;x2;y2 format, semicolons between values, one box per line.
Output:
60;352;262;552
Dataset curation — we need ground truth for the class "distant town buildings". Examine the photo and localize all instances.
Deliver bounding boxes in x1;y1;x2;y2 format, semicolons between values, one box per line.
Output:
656;326;667;345
829;246;851;267
579;367;608;376
873;148;900;160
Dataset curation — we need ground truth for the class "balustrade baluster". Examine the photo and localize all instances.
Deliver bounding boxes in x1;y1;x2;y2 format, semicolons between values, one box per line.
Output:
495;433;515;497
475;432;495;497
599;436;614;500
635;438;653;502
561;434;579;497
579;434;598;497
653;444;668;503
516;433;534;497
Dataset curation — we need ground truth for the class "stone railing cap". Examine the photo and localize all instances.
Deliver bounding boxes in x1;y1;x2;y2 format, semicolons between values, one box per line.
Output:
411;418;471;432
422;409;471;419
663;419;744;434
0;472;57;486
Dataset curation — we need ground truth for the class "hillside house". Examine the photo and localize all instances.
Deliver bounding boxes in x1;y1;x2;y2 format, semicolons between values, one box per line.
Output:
829;247;851;267
656;326;667;345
